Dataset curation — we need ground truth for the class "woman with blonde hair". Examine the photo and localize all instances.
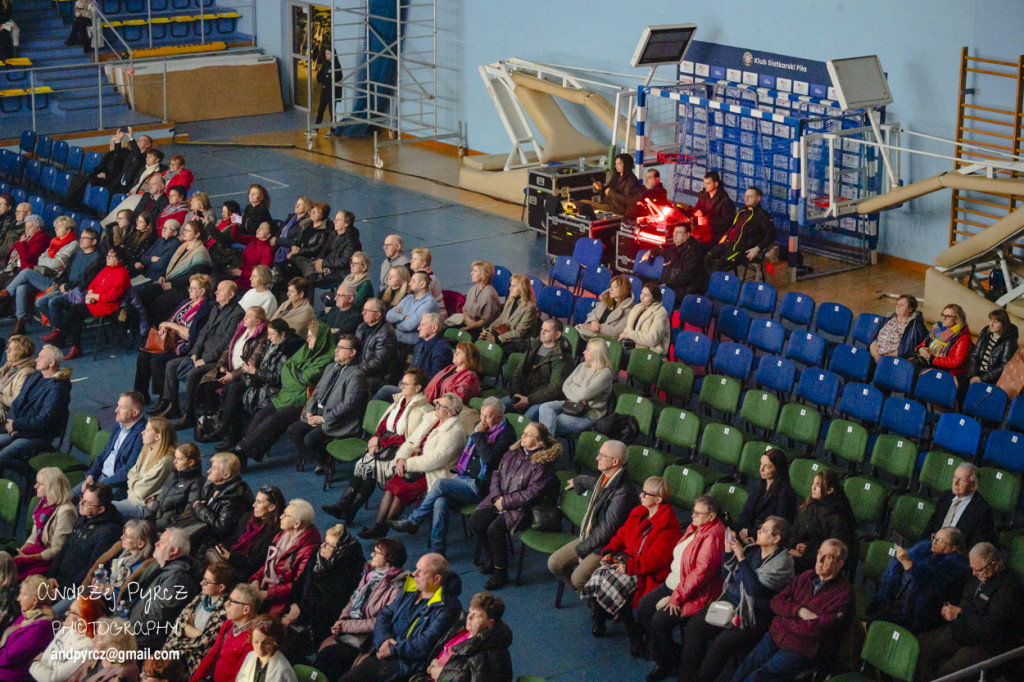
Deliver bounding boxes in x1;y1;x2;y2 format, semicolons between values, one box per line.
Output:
339;250;373;309
184;191;214;232
239;264;279;318
274;197;314;259
577;274;634;342
0;334;34;421
444;260;500;338
480;273;540;353
409;246;447;319
0;574;55;680
380;264;410;311
113;416;177;519
537;338;614;436
14;467;76;577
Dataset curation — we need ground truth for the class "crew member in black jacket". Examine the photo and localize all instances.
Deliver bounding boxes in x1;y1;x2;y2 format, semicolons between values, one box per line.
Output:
637;221;707;300
688;170;735;244
705;186;776;273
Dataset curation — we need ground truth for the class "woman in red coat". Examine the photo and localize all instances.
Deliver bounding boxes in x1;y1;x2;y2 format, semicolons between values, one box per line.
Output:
915;302;973;377
638;494;726;680
581;475;681;653
424;341;482;403
56;246;130;360
6;216;49;271
230;220;274;291
249;498;322;616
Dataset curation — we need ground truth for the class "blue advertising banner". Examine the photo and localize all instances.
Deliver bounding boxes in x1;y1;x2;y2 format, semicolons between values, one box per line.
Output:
682;41;833;98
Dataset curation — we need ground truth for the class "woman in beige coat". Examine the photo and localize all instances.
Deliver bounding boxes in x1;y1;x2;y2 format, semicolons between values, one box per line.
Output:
357;392;467;539
619;282;672;356
577;275;634;342
271;276;316;334
113;416;177;519
537;338;614;436
480;273;541;353
14;467;76;578
0;335;34;421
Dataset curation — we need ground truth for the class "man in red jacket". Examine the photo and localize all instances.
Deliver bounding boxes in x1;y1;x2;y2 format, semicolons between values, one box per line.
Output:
730;538;853;681
190;583;260;682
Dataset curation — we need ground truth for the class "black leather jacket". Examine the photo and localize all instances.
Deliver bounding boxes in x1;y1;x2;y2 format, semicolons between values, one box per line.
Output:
356;320;399;393
293;224;329;258
967;323;1020;383
317;225;362;272
190;476;254;545
149;464;204;531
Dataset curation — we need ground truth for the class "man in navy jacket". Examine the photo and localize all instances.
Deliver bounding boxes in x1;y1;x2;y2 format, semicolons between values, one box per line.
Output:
78;390;147;501
0;344;71;478
340;553;462;682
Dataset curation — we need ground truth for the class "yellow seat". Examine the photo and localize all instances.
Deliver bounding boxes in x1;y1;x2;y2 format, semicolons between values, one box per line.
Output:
5;58;31;66
0;89;26;97
216;11;240;18
105;20;123;27
123;19;147;26
171;15;193;22
150;17;171;24
32;87;53;94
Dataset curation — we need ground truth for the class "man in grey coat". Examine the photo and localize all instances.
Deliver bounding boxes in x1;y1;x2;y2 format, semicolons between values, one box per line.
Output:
126;527;201;649
288;333;368;476
155;280;244;428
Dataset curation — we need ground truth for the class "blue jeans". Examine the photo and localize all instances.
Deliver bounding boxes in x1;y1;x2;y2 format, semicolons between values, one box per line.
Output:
373;385;400;402
112;499;149;519
37;290;70;329
730;632;814;682
537;400;594;437
6;268;53;319
0;434;53;479
407;476;480;554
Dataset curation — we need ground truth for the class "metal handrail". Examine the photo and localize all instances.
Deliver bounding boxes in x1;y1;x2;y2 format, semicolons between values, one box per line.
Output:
933;643;1024;681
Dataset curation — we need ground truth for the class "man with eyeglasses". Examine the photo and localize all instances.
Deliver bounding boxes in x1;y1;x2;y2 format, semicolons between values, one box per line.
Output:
866;526;970;634
378;234;409;292
321;283;362;339
549;440;637;593
288;333;368;476
191;583;262;682
732;538;853;682
356;297;399;395
125;527;200;648
46;482;124;593
925;462;995;549
915;542;1024;680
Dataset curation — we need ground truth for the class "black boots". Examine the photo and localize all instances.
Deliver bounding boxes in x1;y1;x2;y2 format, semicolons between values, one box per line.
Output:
484;568;508;590
323;478;374;524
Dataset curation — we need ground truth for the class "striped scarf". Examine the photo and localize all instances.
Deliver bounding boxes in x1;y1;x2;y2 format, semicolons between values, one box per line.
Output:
927;321;965;357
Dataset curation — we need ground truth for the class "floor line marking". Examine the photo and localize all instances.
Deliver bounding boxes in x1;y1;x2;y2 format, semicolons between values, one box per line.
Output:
248;173;290;188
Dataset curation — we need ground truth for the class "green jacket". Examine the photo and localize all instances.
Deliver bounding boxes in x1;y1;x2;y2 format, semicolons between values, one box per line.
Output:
272;321;334;408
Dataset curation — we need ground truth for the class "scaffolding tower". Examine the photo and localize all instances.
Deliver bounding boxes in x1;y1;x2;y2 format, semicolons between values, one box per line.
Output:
324;0;462;165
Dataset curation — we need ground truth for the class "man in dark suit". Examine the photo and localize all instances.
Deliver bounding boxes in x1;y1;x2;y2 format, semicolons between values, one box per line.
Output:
925;462;995;548
77;390;147;502
548;439;638;592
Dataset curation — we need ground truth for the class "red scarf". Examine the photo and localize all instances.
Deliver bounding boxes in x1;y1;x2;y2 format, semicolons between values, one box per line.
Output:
47;231;76;259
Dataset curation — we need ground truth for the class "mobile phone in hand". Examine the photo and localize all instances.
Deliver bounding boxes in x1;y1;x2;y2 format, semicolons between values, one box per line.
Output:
725;528;736;546
231;214;243;224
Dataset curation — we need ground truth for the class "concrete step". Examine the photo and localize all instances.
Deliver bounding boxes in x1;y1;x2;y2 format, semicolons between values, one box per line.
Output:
57;94;129;112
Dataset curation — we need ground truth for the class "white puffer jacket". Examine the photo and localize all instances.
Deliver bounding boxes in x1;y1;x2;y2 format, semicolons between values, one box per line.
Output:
396;412;467;490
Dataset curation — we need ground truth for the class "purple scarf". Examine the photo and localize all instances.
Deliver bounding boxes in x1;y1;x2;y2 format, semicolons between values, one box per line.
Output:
455;420;508;475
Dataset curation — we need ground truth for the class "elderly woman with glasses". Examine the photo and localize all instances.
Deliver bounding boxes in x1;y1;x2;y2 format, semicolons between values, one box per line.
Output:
281;523;366;662
52;246;131;361
324;367;432;524
357;392;467;540
314;538;409;680
79;519;155;610
250;499;322;617
581;476;681;650
161;561;235;675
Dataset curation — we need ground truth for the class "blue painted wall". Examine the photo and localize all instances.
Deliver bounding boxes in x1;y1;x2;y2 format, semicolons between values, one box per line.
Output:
258;0;1024;265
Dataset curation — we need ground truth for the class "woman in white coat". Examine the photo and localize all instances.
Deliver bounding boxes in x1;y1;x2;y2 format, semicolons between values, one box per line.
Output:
619;282;671;356
235;615;297;682
357;391;467;539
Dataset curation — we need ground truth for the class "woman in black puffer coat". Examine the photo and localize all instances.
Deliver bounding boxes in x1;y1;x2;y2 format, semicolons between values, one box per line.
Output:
965;308;1019;387
787;468;857;574
419;592;514;682
148;444;204;531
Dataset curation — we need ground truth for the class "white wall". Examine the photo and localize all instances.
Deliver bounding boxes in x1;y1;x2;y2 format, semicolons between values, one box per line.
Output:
256;0;1024;265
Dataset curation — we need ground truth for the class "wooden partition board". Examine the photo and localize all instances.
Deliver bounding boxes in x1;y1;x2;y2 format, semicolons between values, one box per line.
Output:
131;60;283;122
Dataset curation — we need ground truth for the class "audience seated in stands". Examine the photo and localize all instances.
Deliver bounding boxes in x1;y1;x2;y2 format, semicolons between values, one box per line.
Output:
190;582;261;682
866;526;970;634
46;483;123;593
235;614;297;682
965;307;1019;387
37;227;103;339
379;234;411;292
470;421;561;591
787;469;857;574
388;397;516;557
424;341;481;405
30;593;106;682
1;215;79;335
731;539;853;682
619;282;671;357
66;616;139;681
13;467;76;579
0;200;28;257
0;214;49;289
576;275;633;344
287;334;368;474
0;575;56;681
308;212;363;298
0;335;34;423
355;297;399;396
735;449;797;545
869;293;927;362
141;219;213;322
270;277;316;336
591;153;643;216
638;221;707;301
113;416;176;520
156;186;189;233
704;186;777;274
278;203;328;281
679;516;795;682
380;264;410;312
321;283;362;339
338;552;462;682
536;337;613;436
915;542;1024;680
126;527;200;648
444;260;501;338
915;302;973;377
250;498;321;617
79;518;154;613
161;560;234;675
638;494;725;682
163;154;193;196
687;170;736;244
479;273;540;354
79;390;146;499
238;264;279;319
230;221;274;291
388;270;440;349
0;195;16;252
409;247;447;319
924;462;996;548
239;185;272;240
383;311;451;401
175;451;253;551
549;440;636;594
206;484;285;582
358;392;467;540
274;198;312;264
425;591;514;682
56;246;132;360
506;318;572;418
324;367;432;523
148;443;204;531
581;475;681;651
0;344;72;479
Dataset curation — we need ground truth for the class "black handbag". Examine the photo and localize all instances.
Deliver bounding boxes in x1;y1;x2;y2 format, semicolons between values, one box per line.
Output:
530;506;563;531
194;410;223;443
560;400;588;417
